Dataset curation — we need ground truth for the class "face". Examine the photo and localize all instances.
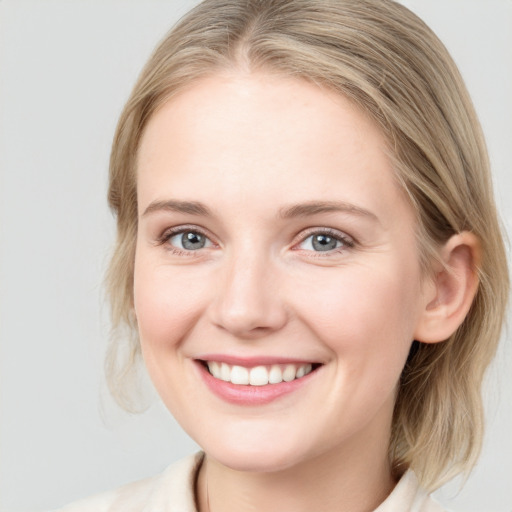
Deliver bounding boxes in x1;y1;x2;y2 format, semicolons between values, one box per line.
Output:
134;72;431;473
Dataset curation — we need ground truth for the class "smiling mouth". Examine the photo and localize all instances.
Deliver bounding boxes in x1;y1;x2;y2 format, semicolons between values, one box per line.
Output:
200;361;321;386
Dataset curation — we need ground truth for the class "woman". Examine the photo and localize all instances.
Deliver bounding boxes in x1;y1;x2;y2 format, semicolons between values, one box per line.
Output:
57;0;509;510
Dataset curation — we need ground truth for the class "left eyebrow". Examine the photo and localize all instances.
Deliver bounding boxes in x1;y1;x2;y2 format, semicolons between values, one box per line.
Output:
141;199;212;218
279;201;379;223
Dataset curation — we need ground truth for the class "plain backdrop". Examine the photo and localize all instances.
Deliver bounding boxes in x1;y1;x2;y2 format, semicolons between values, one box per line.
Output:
0;1;511;511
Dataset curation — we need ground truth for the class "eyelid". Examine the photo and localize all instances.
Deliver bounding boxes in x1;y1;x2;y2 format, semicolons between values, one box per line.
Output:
292;227;355;252
154;224;354;255
156;224;217;249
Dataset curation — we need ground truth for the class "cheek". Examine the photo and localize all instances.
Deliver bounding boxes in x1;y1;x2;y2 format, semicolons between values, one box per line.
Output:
132;256;212;412
292;263;422;359
133;256;209;353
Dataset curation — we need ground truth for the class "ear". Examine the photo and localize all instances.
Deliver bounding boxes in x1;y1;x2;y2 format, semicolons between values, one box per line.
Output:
414;231;481;344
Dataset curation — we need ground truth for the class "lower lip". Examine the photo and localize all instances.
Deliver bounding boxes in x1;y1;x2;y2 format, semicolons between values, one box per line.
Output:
195;361;318;405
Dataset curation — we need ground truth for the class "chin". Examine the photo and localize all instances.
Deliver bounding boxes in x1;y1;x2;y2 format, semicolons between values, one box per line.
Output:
210;446;304;473
198;428;316;474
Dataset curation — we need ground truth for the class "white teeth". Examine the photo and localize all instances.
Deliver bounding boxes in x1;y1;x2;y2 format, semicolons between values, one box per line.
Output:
249;366;269;386
268;364;283;384
282;364;296;382
206;361;315;385
207;361;221;379
220;362;231;382
230;365;249;385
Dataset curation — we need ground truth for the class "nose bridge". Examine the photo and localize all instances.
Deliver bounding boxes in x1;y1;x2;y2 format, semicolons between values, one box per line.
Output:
210;242;287;337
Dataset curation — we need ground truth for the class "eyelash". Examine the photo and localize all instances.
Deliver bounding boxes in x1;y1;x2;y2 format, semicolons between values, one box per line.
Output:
156;225;215;256
293;227;355;257
156;226;355;256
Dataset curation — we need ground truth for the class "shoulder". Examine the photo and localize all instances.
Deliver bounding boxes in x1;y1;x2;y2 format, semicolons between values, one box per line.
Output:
374;470;447;512
52;452;204;512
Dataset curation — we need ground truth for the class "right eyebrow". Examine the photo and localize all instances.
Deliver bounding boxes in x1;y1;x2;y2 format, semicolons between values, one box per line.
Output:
141;199;212;217
279;200;379;223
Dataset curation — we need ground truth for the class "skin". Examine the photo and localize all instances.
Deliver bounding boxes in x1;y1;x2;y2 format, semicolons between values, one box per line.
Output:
133;72;473;512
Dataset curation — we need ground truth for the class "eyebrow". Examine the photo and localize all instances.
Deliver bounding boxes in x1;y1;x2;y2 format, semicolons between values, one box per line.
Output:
142;199;212;217
141;199;378;223
279;201;378;222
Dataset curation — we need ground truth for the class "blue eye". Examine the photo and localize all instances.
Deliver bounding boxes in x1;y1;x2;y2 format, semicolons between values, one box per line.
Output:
298;232;352;252
168;230;212;251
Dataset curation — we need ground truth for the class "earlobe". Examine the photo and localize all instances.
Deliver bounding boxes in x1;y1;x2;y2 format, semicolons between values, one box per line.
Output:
414;232;481;344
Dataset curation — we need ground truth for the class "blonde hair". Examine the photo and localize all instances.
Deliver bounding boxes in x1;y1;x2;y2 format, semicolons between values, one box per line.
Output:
105;0;509;490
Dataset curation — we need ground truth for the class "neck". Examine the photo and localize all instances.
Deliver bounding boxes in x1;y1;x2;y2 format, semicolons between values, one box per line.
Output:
196;424;395;512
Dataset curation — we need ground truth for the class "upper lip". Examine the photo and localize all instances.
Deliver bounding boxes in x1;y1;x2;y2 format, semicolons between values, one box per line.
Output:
195;354;322;367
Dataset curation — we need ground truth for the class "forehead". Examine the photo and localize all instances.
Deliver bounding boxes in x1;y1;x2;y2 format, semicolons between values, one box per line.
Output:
136;72;410;227
138;72;387;169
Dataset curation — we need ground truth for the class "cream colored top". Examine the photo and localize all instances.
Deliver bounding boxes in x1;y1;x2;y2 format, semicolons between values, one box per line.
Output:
54;452;446;512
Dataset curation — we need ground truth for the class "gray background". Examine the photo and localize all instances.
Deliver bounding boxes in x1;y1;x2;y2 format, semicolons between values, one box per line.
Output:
0;1;510;511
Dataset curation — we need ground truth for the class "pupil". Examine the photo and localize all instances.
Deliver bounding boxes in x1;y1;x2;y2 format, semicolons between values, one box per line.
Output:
182;231;205;250
312;234;337;251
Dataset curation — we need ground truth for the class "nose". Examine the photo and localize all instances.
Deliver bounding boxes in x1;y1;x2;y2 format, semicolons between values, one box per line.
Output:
208;250;288;339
